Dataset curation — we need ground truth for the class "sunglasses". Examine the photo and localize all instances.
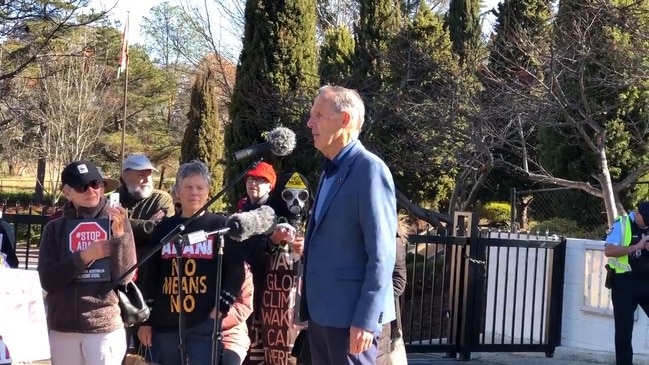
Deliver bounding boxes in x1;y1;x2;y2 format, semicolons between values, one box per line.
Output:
282;189;309;203
72;180;104;193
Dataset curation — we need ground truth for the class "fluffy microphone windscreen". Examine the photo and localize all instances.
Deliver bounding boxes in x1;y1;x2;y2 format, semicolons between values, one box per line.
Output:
228;205;277;241
267;127;296;157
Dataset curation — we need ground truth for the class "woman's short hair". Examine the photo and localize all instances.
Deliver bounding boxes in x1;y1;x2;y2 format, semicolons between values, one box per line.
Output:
175;160;212;187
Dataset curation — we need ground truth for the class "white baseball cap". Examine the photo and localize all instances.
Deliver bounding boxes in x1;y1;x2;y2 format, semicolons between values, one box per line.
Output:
122;154;158;172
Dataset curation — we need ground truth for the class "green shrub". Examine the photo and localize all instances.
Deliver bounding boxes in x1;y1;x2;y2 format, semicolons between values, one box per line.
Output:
406;252;445;296
0;191;38;204
478;201;511;225
527;218;606;239
15;223;43;246
529;218;578;235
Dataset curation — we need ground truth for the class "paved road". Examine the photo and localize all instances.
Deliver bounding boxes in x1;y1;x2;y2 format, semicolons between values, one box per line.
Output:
4;351;627;365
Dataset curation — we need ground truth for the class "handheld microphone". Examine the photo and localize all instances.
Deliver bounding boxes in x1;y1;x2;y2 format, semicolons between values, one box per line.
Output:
181;205;277;244
233;127;296;161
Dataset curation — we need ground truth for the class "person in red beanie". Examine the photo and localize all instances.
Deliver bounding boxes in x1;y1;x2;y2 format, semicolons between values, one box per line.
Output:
237;162;300;365
236;161;277;212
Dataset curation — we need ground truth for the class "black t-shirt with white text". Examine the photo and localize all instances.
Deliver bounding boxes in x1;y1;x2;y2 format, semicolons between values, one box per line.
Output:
144;213;245;332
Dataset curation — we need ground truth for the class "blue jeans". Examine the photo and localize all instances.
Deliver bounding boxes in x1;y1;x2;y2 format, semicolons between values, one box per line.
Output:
153;317;216;365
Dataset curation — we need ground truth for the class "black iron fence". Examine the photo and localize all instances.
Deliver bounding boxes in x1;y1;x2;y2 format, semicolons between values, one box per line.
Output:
403;212;566;360
1;202;57;270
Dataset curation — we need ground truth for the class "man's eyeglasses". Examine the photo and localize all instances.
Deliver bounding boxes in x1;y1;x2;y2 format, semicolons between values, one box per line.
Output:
72;180;104;193
282;189;309;203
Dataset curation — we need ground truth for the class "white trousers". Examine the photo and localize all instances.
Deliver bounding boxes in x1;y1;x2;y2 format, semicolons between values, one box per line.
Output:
49;328;126;365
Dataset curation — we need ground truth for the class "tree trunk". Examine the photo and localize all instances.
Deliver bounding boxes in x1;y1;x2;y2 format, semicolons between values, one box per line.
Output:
448;168;471;215
34;157;46;203
517;194;533;230
597;140;618;226
158;166;166;190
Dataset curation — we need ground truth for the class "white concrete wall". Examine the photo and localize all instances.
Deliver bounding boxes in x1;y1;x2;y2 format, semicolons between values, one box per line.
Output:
562;238;649;354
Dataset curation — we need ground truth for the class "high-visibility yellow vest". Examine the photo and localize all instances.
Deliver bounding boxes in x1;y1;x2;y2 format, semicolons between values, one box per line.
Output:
608;215;633;273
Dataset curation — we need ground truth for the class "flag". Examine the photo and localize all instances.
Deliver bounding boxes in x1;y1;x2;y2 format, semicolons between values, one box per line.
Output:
117;15;129;78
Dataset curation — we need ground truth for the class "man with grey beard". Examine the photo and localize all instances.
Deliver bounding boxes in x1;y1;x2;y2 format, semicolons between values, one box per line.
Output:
119;154;175;247
119;154;174;358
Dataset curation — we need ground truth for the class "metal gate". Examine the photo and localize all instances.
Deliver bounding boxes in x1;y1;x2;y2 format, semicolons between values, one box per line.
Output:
403;212;566;360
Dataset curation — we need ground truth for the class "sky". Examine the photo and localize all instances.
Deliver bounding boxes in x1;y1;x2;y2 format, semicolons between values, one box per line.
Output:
90;0;502;52
90;0;170;44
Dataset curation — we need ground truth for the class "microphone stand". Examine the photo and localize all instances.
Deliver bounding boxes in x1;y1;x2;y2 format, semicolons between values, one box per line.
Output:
106;156;265;365
211;234;225;365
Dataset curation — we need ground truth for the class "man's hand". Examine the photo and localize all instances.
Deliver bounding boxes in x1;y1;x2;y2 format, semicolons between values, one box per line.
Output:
108;206;127;238
137;325;153;347
80;240;111;264
633;235;649;251
349;326;374;354
291;236;305;255
149;209;166;224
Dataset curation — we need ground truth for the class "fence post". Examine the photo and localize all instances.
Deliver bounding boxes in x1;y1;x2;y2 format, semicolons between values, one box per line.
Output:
545;237;567;357
453;211;480;361
465;212;482;361
447;212;468;359
510;187;517;233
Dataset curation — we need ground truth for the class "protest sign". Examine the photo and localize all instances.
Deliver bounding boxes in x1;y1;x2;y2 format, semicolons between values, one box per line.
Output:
0;269;50;363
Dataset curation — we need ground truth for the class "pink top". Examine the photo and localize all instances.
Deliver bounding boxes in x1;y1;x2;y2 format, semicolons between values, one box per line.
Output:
221;262;253;360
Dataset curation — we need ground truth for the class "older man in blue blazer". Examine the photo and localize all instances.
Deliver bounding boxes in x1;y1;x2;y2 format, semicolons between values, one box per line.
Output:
299;85;397;365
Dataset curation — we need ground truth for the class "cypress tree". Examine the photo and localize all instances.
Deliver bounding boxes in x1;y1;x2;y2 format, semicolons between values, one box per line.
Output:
480;0;552;227
319;25;355;86
487;0;550;78
226;0;319;204
377;2;460;208
354;0;401;94
181;57;226;208
447;0;481;64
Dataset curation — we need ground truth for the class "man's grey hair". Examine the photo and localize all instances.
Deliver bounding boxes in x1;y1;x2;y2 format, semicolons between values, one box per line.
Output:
318;85;365;137
175;160;212;187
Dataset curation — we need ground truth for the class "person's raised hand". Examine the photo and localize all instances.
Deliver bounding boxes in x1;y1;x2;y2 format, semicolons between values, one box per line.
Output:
107;206;127;238
291;236;305;255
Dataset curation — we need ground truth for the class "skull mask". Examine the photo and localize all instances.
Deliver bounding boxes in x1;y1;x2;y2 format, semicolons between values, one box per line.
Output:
281;188;310;215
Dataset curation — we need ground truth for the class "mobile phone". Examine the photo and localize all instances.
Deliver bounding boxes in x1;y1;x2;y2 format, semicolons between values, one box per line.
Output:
109;192;120;208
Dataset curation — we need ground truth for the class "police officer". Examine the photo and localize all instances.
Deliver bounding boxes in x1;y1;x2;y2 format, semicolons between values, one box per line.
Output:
605;201;649;365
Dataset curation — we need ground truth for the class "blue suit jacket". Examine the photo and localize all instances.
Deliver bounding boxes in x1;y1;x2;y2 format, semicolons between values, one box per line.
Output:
300;141;397;333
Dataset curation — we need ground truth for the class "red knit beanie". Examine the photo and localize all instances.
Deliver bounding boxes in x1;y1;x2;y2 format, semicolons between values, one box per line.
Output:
245;162;277;189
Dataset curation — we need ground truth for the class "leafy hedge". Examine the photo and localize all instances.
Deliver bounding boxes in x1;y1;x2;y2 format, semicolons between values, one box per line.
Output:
529;218;607;239
0;191;40;204
478;201;511;225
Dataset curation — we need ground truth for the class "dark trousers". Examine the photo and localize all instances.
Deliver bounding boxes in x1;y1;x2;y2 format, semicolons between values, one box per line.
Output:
308;320;378;365
153;317;239;365
611;273;649;365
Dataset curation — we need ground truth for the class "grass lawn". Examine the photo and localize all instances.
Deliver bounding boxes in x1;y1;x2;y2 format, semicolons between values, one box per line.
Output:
0;177;55;189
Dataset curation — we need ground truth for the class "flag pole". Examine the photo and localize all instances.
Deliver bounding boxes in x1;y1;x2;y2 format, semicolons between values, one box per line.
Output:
119;12;130;172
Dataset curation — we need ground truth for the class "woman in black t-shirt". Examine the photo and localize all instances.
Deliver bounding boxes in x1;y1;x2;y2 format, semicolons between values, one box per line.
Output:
138;160;246;365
